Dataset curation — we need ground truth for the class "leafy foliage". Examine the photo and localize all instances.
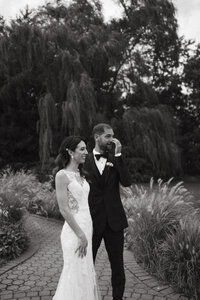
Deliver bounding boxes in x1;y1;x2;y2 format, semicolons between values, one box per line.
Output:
0;167;60;219
0;0;199;178
179;43;200;175
116;0;180;101
122;146;153;182
0;167;61;263
0;221;28;261
0;168;30;261
122;106;182;180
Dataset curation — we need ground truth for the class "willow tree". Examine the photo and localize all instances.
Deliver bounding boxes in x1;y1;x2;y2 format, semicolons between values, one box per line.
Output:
115;0;180;98
0;0;186;178
33;0;129;169
0;12;44;167
107;0;183;179
0;0;127;169
33;1;108;168
122;106;182;180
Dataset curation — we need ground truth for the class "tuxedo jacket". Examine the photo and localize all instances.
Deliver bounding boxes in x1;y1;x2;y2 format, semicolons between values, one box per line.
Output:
84;153;132;234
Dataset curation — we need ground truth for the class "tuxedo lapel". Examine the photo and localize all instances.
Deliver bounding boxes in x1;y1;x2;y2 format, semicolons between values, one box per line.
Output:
103;153;114;184
87;153;103;182
102;164;109;184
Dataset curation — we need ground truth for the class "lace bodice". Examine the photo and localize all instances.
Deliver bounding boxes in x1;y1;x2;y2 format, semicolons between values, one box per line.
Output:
61;169;90;215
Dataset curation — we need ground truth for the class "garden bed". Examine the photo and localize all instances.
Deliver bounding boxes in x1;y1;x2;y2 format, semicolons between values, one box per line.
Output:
121;179;200;300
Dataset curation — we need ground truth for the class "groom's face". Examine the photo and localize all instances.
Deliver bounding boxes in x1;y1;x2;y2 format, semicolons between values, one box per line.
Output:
96;128;114;151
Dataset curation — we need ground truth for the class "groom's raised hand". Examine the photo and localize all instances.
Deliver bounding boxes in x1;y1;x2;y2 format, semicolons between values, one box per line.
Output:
112;138;122;155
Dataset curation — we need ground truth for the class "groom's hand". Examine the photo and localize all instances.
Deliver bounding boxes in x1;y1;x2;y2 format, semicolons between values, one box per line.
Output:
112;138;122;155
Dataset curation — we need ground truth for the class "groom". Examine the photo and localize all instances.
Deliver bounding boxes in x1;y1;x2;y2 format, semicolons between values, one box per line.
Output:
84;123;132;300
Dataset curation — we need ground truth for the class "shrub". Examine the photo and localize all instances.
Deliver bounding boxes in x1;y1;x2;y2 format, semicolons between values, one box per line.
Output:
0;192;25;223
0;167;60;263
0;221;29;260
121;178;200;298
0;180;29;262
123;146;153;183
0;167;60;219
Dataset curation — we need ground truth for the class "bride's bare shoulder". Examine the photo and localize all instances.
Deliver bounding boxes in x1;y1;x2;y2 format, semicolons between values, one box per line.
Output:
56;170;70;184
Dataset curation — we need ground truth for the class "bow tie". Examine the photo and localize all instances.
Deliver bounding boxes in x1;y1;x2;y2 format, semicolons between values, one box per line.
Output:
95;153;108;160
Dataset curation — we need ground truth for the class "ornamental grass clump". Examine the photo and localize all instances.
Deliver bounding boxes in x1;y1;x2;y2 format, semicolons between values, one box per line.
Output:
159;214;200;299
121;178;195;272
121;178;200;298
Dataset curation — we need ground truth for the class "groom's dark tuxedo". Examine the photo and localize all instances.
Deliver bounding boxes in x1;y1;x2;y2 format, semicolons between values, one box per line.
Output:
85;153;131;234
84;152;132;300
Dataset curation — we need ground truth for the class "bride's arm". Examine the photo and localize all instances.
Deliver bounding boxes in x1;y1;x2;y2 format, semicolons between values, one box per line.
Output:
55;171;88;257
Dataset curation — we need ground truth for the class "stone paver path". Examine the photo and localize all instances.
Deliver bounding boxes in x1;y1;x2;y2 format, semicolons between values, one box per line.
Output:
0;215;191;300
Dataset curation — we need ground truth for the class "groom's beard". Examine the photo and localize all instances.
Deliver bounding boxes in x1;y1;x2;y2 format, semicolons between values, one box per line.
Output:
106;143;114;151
99;143;110;153
98;141;107;152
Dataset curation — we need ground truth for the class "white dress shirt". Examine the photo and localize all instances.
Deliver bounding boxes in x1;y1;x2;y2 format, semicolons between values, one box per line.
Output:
93;149;107;175
93;149;121;175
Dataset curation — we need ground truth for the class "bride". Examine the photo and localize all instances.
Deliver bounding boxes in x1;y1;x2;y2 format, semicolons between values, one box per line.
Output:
53;136;101;300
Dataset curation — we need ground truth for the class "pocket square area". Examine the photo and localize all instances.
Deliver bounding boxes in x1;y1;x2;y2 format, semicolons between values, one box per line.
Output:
106;162;114;167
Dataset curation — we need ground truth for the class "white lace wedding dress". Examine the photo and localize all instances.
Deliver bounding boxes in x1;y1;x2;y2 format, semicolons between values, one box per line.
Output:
53;170;101;300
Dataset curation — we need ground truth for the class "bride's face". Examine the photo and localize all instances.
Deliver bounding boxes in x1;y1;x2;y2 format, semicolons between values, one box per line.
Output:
73;141;88;164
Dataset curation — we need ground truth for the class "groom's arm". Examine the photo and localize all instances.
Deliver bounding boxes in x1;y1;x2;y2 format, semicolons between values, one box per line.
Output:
111;138;132;187
113;155;132;187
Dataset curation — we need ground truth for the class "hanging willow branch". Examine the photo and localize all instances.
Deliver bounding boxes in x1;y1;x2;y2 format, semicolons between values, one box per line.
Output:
38;93;57;170
61;72;96;135
123;105;181;178
62;80;82;135
79;72;96;127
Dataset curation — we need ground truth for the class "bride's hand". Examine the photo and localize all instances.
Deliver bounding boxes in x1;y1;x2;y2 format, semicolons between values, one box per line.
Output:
75;232;88;258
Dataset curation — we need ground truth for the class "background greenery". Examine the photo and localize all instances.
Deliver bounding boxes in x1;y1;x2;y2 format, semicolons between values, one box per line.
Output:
0;0;200;181
0;168;59;265
1;168;200;298
0;169;30;264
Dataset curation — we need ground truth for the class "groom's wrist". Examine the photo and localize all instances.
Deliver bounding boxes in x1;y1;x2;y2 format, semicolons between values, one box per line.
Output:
115;153;121;157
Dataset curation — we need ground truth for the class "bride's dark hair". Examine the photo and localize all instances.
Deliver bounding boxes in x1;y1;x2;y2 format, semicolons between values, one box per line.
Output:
53;136;87;179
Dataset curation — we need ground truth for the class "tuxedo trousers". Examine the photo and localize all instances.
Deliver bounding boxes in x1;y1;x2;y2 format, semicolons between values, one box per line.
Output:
92;224;125;300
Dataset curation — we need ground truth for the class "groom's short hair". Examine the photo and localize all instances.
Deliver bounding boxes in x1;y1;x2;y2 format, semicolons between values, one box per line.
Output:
92;123;112;137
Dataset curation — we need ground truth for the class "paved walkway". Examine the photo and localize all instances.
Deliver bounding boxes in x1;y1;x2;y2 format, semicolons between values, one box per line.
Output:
0;215;191;300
